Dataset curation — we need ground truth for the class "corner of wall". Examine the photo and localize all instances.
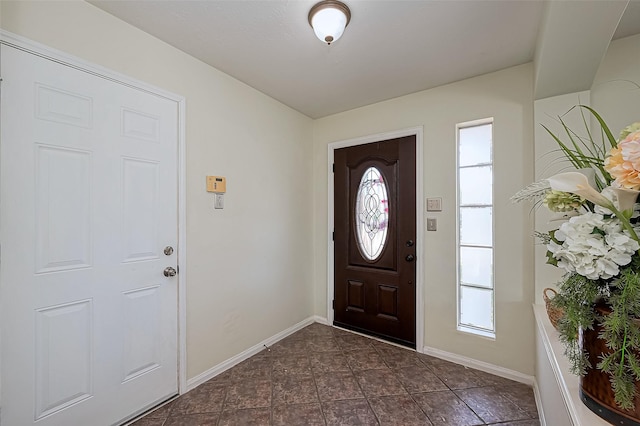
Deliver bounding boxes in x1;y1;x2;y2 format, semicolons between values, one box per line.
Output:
532;91;590;305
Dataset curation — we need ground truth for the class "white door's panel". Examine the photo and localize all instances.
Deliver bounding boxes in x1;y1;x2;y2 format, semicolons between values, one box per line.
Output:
122;286;161;383
35;145;92;273
36;84;93;128
1;44;179;426
122;158;160;262
122;108;160;142
35;300;93;419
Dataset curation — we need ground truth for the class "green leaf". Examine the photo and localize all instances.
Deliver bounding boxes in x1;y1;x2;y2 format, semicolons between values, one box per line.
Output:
542;124;584;169
578;105;618;149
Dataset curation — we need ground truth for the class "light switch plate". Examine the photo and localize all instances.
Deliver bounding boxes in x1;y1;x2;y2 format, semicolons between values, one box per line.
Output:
214;193;224;209
426;197;442;212
427;218;437;231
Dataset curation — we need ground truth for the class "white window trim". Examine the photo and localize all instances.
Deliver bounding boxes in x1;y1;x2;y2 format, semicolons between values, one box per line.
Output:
455;118;496;339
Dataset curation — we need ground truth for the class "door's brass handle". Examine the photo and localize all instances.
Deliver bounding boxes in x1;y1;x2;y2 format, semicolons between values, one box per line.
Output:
163;267;177;277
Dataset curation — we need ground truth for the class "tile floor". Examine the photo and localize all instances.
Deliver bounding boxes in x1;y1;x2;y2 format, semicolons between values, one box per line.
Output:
131;323;539;426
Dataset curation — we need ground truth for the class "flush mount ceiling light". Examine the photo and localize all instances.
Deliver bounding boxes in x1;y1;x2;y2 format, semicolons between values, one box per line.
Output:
308;0;351;45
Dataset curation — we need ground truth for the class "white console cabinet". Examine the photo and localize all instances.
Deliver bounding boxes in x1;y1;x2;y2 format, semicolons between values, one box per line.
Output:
534;304;610;426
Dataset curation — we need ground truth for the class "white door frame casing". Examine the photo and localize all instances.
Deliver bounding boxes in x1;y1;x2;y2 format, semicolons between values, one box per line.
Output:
327;127;425;352
0;30;189;393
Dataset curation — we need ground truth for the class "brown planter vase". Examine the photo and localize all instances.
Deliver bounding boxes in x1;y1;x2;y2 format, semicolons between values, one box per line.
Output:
580;304;640;425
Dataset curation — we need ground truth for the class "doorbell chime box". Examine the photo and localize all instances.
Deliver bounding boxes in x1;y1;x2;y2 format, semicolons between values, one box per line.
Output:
206;176;226;193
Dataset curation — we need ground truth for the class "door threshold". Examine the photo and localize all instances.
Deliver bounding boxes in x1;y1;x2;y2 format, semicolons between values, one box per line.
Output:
332;322;416;350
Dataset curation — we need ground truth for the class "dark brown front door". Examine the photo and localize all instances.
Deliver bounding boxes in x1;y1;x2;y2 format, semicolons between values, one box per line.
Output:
334;135;417;348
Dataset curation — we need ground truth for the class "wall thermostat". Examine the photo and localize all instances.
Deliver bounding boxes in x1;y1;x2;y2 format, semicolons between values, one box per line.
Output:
206;176;226;193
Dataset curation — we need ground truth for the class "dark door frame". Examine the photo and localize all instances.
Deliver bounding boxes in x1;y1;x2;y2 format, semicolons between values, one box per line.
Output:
327;127;424;352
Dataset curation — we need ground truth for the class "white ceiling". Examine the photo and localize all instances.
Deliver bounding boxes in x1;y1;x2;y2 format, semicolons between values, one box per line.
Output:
91;0;640;119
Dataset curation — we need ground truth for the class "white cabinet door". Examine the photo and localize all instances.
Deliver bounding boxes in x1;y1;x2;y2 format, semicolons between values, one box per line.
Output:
1;44;179;426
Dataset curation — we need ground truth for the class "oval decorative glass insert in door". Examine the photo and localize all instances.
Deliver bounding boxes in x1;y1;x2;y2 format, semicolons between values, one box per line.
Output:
355;166;389;261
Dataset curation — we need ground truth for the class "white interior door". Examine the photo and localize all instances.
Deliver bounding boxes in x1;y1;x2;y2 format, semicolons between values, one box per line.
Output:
0;44;179;425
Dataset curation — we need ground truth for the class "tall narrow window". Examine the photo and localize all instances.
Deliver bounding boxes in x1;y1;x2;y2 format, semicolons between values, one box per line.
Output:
457;120;494;338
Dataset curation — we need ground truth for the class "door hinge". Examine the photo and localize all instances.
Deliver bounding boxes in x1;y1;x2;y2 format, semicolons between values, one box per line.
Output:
332;163;335;173
332;299;335;310
176;265;179;274
332;231;335;241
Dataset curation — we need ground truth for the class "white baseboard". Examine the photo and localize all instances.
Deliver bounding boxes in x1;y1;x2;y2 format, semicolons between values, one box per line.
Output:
312;315;328;325
532;379;547;426
422;345;535;386
186;316;316;391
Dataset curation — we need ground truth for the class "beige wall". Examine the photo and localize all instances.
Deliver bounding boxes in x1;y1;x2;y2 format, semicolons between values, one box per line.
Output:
533;91;590;304
313;64;536;375
1;1;314;380
591;33;640;132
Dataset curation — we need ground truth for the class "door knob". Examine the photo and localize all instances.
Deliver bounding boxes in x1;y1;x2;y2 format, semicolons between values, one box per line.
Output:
164;246;174;256
406;240;414;247
405;254;415;262
163;267;177;277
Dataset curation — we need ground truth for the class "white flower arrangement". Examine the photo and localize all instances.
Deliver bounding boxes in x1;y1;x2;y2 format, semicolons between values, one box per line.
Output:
548;211;639;280
514;105;640;410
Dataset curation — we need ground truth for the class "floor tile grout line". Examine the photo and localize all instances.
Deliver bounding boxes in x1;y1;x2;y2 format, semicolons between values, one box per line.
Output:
451;387;497;425
410;357;462;423
463;393;490;426
214;370;231;426
380;338;513;425
357;360;384;424
137;324;539;426
495;384;540;420
307;346;328;426
380;345;440;426
270;354;275;426
454;386;536;425
345;338;384;425
419;353;502;425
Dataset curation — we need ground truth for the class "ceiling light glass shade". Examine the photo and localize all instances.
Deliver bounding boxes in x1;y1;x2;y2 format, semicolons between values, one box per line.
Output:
308;1;351;45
